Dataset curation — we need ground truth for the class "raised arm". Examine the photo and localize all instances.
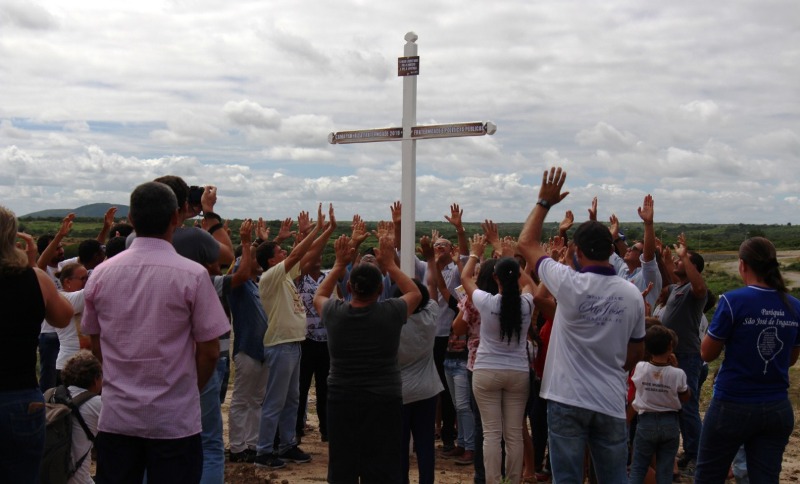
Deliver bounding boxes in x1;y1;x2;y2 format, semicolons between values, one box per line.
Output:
517;167;569;273
390;201;402;250
445;203;469;257
37;213;74;270
348;215;370;266
231;219;254;288
674;234;707;299
558;210;574;243
482;219;502;257
16;232;38;268
461;234;487;298
284;211;322;273
314;234;354;314
36;268;73;328
301;204;337;274
96;207;117;242
638;194;656;263
419;235;438;300
609;214;628;256
376;233;421;316
273;218;296;245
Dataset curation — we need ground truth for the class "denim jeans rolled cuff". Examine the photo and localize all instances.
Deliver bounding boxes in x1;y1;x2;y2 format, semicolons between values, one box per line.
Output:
0;388;46;483
546;400;628;484
628;412;680;484
695;397;793;484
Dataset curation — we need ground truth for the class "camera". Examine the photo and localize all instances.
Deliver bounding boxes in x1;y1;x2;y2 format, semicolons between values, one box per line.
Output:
188;186;204;206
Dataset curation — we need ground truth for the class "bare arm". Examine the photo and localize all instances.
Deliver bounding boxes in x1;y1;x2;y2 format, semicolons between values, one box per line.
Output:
700;334;725;362
16;232;38;268
231;219;254;289
37;213;74;270
445;203;469;257
36;268;73;328
376;233;421;316
452;308;468;337
283;212;322;273
390;201;402;250
195;338;220;390
675;233;707;299
301;204;337;274
96;207;117;242
314;235;353;315
461;234;486;298
638;195;656;263
517;167;569;273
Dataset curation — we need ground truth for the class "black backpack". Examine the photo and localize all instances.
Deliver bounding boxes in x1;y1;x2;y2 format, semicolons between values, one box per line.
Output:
40;385;97;484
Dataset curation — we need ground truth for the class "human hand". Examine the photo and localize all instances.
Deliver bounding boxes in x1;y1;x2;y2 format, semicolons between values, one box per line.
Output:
201;185;217;214
239;219;253;246
638;194;654;225
588;196;598;221
390;201;401;224
445;203;464;230
419;235;434;259
469;234;487;258
103;207;117;228
256;217;270;242
276;218;296;241
350;218;369;246
58;213;75;238
609;214;620;237
538;167;569;208
327;203;336;231
297;210;313;236
333;234;354;264
16;232;38;266
673;233;688;259
501;236;517;258
559;210;574;233
481;219;499;245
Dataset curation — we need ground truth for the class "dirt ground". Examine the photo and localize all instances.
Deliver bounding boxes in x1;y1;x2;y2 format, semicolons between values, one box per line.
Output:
220;251;800;483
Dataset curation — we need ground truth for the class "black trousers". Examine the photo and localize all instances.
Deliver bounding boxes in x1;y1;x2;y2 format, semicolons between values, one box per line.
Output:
433;336;456;445
296;339;330;437
95;431;202;484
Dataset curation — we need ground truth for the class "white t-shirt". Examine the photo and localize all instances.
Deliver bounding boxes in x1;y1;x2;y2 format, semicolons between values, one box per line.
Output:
56;290;85;370
471;289;533;372
67;386;101;484
41;266;62;333
631;361;687;414
537;257;646;419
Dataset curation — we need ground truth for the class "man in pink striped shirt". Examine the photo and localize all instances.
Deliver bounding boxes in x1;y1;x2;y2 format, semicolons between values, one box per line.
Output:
81;181;230;483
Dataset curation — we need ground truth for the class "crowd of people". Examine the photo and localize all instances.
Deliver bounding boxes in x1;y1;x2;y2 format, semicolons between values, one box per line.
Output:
1;166;799;484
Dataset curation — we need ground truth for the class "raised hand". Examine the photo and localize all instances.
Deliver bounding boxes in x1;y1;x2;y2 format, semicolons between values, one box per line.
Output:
638;194;654;225
276;217;296;242
588;196;598;221
58;213;76;238
297;210;313;236
559;210;574;234
445;203;464;230
539;167;569;208
16;232;38;267
419;235;434;259
103;207;117;227
390;201;401;225
256;217;270;242
333;234;354;265
501;236;517;258
673;233;688;258
327;203;337;231
481;219;500;245
201;185;217;214
239;219;253;246
469;233;487;258
609;214;620;237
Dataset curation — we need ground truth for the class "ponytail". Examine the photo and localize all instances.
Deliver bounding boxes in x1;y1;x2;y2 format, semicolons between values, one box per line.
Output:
495;257;522;344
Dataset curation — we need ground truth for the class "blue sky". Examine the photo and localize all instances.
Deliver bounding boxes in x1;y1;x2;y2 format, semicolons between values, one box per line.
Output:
1;0;799;225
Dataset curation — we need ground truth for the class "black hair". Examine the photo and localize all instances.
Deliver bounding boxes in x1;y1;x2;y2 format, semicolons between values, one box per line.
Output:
105;236;127;259
644;325;674;357
129;182;178;236
495;257;522;344
349;263;383;298
255;241;278;270
476;258;499;294
573;221;613;261
37;234;54;255
393;278;430;313
108;222;134;240
739;237;795;315
153;175;189;208
688;251;705;273
78;239;104;265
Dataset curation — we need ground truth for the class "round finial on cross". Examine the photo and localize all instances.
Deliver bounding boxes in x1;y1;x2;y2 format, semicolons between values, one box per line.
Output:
405;32;418;43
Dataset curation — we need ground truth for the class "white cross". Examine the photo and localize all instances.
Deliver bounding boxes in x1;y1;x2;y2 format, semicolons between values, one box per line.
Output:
329;32;496;276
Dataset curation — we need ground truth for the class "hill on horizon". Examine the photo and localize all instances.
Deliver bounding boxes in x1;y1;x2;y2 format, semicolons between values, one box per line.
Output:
22;203;129;219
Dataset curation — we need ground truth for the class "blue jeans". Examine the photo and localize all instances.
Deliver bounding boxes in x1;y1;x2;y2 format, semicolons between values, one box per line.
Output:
256;342;301;456
217;352;230;404
695;398;793;484
629;412;680;484
402;396;437;484
445;358;474;451
547;400;628;484
199;363;224;484
38;332;59;392
732;446;749;484
0;389;46;483
674;352;702;461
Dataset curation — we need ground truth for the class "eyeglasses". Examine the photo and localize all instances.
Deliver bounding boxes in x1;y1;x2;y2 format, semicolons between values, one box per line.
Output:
628;245;642;252
433;242;451;248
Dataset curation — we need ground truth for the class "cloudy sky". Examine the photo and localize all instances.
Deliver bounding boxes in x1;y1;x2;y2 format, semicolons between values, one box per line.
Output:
2;0;798;225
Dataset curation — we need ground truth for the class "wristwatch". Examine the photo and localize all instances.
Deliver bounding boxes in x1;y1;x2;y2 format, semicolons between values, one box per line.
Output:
536;199;551;209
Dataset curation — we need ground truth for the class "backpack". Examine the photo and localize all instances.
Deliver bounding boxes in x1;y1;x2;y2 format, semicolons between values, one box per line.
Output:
40;385;97;484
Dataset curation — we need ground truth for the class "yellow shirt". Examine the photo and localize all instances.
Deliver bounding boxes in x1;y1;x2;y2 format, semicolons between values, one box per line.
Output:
259;261;306;347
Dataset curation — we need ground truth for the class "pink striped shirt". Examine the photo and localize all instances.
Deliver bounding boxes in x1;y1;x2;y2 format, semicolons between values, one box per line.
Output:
81;237;229;439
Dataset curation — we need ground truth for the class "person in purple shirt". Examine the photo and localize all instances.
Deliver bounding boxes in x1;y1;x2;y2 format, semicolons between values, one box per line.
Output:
81;181;230;483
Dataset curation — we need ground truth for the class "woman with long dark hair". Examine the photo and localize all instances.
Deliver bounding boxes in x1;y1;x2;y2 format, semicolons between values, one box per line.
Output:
695;237;800;483
0;206;73;482
461;234;535;483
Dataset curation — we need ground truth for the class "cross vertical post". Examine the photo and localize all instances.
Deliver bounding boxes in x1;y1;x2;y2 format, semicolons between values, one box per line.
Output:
400;32;418;277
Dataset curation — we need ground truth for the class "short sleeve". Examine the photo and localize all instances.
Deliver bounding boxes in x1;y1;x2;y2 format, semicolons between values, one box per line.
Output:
707;294;733;341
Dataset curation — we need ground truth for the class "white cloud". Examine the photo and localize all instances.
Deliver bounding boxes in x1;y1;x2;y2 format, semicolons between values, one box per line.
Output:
223;100;281;130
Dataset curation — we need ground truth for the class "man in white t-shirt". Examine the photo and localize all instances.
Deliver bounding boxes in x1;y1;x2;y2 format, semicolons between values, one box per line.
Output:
518;167;645;484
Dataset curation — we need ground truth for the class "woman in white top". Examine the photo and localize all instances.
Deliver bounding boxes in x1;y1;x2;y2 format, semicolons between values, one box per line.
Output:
462;234;535;484
54;263;88;384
